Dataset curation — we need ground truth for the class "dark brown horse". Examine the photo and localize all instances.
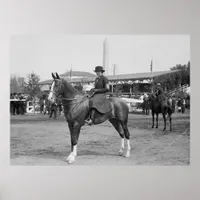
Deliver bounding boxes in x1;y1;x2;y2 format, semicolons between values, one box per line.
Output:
148;93;172;131
48;73;131;164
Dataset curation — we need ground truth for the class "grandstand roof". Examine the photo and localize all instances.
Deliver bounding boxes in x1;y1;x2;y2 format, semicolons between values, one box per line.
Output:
60;71;95;77
39;70;180;85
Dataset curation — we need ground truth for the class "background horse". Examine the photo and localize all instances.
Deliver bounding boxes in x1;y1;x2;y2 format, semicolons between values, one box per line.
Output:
148;93;172;131
48;72;131;164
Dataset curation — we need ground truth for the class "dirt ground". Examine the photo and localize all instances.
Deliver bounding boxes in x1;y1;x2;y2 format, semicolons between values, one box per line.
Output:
10;110;190;166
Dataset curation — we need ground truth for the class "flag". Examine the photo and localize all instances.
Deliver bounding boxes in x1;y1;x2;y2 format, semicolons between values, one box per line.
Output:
150;60;153;72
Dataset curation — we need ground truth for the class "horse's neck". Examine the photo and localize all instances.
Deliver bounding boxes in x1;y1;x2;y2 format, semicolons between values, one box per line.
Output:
62;80;77;98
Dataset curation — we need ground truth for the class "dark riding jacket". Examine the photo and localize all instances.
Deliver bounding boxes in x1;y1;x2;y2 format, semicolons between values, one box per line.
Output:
93;75;109;94
155;86;163;96
89;75;111;114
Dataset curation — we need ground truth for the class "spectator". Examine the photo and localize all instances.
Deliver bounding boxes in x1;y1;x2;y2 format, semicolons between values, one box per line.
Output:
177;97;182;112
49;102;57;119
171;94;176;113
10;93;14;115
182;98;186;114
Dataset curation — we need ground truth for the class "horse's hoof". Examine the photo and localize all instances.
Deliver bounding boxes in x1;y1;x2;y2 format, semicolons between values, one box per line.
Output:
156;127;158;129
125;151;130;158
163;128;166;131
152;126;154;128
67;159;75;164
66;155;75;164
170;128;172;131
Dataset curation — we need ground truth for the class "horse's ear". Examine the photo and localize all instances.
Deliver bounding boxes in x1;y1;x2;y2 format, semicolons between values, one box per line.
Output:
52;73;56;79
56;72;60;79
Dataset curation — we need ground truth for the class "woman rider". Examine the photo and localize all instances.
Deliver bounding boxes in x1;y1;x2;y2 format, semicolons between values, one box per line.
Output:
85;66;111;125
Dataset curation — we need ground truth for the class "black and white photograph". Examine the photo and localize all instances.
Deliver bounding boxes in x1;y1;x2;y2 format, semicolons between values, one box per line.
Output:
10;35;190;165
1;0;200;199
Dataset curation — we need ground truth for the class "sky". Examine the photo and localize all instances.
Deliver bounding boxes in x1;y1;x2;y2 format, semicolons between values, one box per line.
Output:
10;35;190;81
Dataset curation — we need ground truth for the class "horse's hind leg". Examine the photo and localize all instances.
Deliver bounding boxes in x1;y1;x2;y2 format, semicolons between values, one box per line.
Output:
109;119;125;156
169;114;172;131
120;121;131;158
168;110;172;131
152;112;155;128
162;113;166;131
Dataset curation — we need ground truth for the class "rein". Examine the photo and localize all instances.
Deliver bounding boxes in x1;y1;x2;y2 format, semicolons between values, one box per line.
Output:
50;78;89;106
56;95;89;106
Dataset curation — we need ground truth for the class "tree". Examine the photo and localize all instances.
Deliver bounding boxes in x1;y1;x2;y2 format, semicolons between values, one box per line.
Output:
10;74;25;93
153;62;190;93
170;63;190;86
23;72;41;114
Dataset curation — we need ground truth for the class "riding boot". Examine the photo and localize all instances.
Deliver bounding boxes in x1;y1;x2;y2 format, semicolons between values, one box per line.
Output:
85;109;95;125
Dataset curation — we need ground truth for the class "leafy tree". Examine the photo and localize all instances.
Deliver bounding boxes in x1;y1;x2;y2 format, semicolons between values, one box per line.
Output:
23;72;41;114
10;74;25;93
170;62;190;86
153;62;190;93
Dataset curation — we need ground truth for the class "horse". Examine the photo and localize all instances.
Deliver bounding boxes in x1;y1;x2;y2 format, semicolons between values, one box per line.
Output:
148;93;173;131
48;72;131;164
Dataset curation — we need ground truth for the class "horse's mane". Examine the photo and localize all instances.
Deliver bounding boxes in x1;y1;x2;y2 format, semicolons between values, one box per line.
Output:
61;78;85;96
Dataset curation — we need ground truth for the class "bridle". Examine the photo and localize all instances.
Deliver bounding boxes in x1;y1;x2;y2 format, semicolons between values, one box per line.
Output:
50;78;88;106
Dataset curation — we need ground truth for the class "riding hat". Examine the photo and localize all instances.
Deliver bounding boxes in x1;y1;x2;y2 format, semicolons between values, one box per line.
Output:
94;66;105;72
156;83;161;86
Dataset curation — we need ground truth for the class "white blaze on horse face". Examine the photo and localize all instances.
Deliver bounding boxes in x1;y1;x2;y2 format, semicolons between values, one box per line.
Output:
48;81;55;102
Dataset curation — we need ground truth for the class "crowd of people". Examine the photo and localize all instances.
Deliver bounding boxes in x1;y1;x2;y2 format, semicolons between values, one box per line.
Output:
39;97;63;119
10;93;27;115
138;83;190;115
10;80;190;117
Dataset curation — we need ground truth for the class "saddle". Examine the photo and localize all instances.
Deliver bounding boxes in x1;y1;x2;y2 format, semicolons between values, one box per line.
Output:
89;93;112;114
157;95;173;110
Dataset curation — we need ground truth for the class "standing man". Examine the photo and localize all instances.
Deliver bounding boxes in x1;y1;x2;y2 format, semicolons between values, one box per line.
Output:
182;97;186;114
177;97;182;112
171;94;176;113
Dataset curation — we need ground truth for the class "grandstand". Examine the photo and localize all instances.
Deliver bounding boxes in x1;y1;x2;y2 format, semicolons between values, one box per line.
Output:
39;69;180;94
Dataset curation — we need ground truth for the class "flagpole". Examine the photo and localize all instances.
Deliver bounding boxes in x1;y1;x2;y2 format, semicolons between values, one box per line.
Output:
70;64;72;82
151;59;153;93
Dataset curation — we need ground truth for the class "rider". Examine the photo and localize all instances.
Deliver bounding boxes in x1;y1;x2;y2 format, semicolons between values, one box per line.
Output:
154;83;164;102
85;66;110;125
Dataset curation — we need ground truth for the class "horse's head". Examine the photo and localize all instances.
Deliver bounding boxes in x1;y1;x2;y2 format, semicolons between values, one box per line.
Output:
48;72;64;103
147;93;156;103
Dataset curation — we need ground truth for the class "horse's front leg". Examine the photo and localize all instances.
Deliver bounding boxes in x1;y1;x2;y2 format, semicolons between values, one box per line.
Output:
169;113;172;131
152;112;154;128
156;113;159;128
67;122;81;164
